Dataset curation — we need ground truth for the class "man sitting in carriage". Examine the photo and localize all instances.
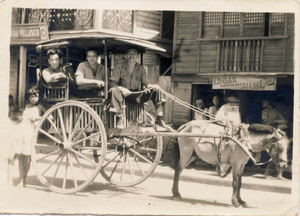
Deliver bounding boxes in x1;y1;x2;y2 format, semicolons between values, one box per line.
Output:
75;49;106;98
42;49;67;85
109;47;173;131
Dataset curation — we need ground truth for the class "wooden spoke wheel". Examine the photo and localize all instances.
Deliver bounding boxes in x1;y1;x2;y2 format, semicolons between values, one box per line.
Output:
100;134;163;187
31;101;107;194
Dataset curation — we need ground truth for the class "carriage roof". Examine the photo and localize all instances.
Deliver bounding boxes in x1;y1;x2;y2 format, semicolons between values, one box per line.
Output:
35;35;167;54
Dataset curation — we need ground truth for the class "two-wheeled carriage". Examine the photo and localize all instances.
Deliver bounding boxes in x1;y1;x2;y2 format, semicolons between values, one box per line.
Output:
31;36;165;193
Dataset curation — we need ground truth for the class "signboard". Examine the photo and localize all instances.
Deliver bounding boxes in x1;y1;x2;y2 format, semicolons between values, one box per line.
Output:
212;76;277;91
11;24;49;43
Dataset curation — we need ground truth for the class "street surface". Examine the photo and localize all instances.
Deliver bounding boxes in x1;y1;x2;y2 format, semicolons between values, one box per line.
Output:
0;158;297;215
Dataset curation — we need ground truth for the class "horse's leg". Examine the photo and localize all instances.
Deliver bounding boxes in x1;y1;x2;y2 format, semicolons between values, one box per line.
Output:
237;164;248;207
231;163;241;208
172;141;195;200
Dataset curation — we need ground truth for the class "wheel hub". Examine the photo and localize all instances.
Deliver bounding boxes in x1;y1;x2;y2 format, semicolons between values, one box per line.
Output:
59;141;73;150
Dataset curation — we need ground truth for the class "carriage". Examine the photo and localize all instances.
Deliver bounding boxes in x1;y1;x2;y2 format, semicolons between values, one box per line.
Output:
30;36;289;207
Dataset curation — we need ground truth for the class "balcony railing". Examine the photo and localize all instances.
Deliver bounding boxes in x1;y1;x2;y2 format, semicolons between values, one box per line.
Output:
197;35;288;73
12;8;94;31
219;39;263;72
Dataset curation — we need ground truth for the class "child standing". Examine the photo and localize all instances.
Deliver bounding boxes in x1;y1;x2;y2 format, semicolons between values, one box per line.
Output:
13;86;46;187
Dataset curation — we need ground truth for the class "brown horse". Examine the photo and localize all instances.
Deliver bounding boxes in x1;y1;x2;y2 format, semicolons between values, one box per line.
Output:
171;120;289;208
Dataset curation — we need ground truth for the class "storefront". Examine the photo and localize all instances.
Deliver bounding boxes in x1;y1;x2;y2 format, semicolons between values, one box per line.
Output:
10;23;49;108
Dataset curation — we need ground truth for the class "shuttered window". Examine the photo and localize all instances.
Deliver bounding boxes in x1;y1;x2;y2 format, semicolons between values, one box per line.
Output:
244;12;264;23
224;12;240;25
203;12;222;25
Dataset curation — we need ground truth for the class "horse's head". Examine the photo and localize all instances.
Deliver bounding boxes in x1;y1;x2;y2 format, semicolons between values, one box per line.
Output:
267;128;290;170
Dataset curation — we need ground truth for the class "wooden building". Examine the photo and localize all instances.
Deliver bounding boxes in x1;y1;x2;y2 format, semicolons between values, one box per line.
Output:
171;12;295;128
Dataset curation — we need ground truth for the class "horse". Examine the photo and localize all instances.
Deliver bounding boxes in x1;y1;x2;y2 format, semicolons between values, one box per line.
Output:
171;120;290;208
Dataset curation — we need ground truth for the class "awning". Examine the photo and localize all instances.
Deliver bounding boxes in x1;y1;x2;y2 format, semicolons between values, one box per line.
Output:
35;35;166;53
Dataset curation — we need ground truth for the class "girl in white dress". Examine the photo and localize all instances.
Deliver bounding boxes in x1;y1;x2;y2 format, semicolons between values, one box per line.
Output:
13;87;46;187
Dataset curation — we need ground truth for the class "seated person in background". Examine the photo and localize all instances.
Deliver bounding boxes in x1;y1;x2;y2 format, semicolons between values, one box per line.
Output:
261;99;288;179
194;99;208;120
42;49;67;84
208;95;220;120
75;49;106;97
261;99;286;129
109;47;173;131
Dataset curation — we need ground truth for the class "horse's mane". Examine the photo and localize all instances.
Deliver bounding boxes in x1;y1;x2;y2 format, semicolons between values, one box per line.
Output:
248;124;273;134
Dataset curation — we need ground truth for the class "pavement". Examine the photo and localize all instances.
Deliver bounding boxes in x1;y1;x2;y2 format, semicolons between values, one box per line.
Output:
148;162;292;194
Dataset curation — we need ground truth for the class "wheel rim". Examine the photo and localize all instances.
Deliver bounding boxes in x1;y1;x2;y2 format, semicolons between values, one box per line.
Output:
31;101;107;194
100;135;162;187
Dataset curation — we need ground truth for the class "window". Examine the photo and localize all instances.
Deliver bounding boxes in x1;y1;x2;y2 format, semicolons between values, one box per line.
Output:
244;12;264;23
203;12;222;25
224;12;240;25
270;13;285;22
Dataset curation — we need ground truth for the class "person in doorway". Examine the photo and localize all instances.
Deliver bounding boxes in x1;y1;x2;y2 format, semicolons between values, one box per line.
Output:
261;99;286;128
109;47;173;131
75;49;106;97
42;49;67;84
194;99;208;120
208;95;220;120
261;99;287;179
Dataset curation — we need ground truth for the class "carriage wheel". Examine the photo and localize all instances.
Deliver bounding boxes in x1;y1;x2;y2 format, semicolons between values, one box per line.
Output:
31;101;107;194
100;134;163;187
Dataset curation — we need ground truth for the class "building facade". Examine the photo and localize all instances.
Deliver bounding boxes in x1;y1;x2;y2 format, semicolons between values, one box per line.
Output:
171;12;294;131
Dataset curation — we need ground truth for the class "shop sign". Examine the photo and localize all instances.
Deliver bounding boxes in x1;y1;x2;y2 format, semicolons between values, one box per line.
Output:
212;76;277;91
11;24;49;43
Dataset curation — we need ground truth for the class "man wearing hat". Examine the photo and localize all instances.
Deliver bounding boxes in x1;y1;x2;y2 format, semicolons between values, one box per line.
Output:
109;47;173;131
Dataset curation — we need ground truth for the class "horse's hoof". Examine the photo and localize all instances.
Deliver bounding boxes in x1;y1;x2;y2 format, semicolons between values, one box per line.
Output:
241;202;249;208
232;201;241;208
172;196;182;201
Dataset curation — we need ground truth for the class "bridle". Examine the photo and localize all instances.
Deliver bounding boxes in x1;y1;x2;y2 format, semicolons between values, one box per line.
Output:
237;125;288;166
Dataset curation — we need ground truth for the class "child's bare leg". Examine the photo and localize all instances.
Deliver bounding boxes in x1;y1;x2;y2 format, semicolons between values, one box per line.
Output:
7;154;17;184
23;155;31;187
17;154;24;186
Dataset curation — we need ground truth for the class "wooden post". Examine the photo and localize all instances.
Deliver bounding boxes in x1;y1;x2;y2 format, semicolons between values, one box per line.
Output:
221;12;225;38
234;41;238;71
104;41;108;100
172;12;179;75
246;40;251;71
216;42;220;73
198;12;203;39
18;46;27;108
260;40;265;72
230;41;234;71
224;41;228;71
255;40;260;71
239;13;244;37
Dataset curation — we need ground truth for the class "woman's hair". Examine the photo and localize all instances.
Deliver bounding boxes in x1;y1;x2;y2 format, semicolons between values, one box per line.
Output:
47;49;63;59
